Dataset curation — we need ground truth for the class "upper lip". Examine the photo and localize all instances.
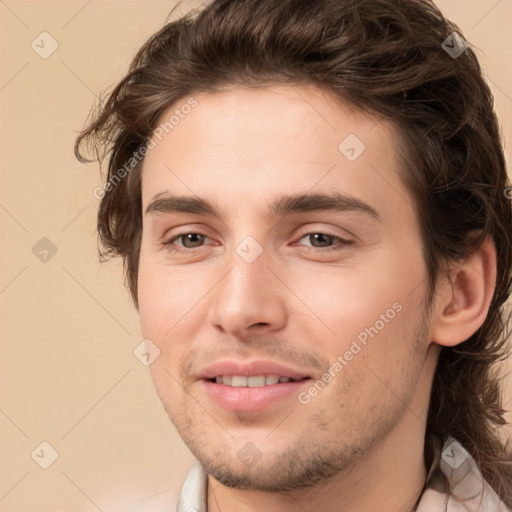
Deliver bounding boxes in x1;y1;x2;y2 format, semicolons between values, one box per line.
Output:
198;360;312;380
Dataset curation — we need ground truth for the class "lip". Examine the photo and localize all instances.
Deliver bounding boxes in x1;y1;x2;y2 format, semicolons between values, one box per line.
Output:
198;359;311;381
200;378;311;412
197;359;312;412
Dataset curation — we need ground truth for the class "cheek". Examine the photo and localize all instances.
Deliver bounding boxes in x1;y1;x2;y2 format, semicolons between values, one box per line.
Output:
137;260;168;338
137;256;197;336
137;256;216;374
288;255;427;380
289;262;410;343
137;261;193;397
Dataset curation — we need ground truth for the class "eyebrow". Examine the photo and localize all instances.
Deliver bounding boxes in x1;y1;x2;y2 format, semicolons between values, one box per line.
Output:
145;191;381;221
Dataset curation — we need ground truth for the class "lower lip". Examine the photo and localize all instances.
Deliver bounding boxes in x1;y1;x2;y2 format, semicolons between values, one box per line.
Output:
201;379;311;412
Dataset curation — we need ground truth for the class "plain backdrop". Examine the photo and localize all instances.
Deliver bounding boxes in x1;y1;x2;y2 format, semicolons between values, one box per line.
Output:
1;1;511;511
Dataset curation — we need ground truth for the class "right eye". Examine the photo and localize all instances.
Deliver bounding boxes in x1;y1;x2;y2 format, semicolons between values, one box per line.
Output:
163;232;216;253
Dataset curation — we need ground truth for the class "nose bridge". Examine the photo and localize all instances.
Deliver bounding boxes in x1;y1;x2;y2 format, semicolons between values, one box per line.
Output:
208;234;287;335
221;235;272;307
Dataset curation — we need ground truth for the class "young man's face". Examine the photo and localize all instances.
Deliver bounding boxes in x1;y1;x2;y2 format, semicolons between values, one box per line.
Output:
138;84;438;491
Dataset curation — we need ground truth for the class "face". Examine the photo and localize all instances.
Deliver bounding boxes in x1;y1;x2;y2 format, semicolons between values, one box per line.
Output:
138;84;433;491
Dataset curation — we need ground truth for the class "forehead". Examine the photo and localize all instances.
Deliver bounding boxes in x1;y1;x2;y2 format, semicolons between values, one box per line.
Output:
141;84;414;223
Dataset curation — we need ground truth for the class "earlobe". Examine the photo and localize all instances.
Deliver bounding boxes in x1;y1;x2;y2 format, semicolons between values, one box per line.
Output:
432;236;497;348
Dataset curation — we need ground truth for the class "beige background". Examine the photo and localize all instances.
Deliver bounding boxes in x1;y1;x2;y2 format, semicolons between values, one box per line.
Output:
1;1;511;511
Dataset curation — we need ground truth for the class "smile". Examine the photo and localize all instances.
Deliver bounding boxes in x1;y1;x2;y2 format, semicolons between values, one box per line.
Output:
210;375;307;387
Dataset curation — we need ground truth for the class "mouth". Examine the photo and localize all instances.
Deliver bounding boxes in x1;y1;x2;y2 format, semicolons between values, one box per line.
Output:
206;375;310;387
201;377;312;412
197;359;313;412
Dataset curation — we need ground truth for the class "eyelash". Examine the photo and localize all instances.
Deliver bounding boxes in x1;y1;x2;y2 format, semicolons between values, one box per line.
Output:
163;230;352;255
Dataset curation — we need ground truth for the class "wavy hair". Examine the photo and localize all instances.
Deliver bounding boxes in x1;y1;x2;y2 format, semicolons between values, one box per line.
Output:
75;0;512;503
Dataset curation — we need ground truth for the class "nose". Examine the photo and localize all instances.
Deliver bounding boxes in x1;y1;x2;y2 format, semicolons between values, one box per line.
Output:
206;242;288;339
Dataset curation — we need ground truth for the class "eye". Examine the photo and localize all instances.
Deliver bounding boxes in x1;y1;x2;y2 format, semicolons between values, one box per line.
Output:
162;230;352;255
295;232;351;252
163;231;214;253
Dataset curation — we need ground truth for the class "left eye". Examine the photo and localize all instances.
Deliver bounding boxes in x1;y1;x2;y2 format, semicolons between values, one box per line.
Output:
299;233;334;247
296;232;348;249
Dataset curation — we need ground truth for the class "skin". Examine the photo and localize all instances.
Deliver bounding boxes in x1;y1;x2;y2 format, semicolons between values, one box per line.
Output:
137;84;496;512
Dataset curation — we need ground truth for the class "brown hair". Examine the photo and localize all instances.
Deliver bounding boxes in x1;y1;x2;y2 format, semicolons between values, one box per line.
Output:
75;0;512;503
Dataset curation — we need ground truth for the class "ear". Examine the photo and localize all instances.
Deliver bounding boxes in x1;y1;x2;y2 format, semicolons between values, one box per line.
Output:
431;236;497;347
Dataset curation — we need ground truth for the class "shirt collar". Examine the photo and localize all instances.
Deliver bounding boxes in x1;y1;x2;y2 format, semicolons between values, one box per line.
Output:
176;459;208;512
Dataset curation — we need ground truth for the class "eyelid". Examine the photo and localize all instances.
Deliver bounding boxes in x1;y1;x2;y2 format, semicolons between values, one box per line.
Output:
162;223;214;241
294;225;354;243
291;232;352;253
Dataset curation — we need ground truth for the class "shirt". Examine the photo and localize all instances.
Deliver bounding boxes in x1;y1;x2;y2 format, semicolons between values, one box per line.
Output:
175;436;511;511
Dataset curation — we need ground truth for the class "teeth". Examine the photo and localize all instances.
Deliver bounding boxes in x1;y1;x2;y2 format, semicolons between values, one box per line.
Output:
248;376;266;387
213;375;297;387
265;375;280;385
231;376;248;387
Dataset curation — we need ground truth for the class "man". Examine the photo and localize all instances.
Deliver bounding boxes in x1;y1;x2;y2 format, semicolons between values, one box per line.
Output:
76;0;512;510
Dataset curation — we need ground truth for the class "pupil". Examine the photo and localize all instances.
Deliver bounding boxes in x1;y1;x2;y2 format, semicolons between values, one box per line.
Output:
311;233;332;247
185;233;204;247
